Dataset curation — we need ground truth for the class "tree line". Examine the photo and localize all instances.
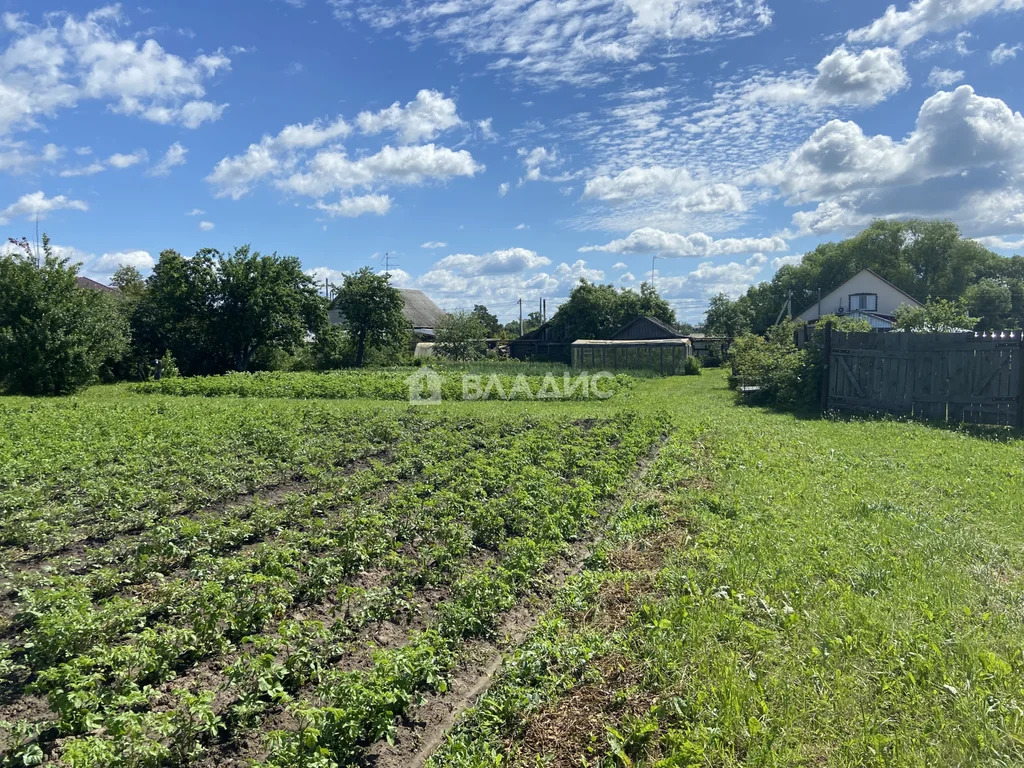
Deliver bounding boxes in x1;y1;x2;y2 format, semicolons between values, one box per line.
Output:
703;220;1024;337
0;239;421;395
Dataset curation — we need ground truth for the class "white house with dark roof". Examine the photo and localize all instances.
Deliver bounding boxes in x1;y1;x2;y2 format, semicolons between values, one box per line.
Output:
797;268;923;330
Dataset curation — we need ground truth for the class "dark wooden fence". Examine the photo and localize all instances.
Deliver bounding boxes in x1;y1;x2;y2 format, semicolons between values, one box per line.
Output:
823;328;1024;427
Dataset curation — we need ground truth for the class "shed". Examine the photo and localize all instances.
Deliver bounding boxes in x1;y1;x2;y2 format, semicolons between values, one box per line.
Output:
611;315;682;340
75;276;119;294
571;338;691;375
507;321;571;363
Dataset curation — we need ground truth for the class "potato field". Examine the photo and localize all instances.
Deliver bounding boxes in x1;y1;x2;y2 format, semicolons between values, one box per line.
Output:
4;369;1024;768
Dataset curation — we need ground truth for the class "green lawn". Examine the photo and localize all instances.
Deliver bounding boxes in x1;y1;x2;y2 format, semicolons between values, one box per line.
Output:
435;370;1024;767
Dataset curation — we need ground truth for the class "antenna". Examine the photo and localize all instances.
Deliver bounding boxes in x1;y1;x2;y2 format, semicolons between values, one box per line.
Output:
35;213;40;268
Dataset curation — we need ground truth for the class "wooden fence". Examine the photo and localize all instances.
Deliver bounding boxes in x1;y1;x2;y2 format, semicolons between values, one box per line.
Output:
823;328;1024;427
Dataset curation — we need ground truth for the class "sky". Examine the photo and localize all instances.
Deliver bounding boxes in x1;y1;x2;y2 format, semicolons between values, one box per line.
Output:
2;0;1024;324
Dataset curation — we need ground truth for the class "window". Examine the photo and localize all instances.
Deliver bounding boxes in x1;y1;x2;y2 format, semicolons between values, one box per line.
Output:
849;293;877;311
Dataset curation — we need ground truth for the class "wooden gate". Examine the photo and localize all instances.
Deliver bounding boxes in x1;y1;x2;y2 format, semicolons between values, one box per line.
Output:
824;329;1024;426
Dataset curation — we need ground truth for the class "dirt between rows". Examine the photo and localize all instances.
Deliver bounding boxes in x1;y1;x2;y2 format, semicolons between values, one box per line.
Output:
363;436;669;768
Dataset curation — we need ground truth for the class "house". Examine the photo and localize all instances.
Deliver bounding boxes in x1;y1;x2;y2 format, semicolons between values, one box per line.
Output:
330;288;447;339
75;276;119;294
610;315;682;340
796;268;923;330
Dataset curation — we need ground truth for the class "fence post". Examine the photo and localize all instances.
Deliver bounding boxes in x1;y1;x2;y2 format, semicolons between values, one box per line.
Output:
1018;330;1024;430
820;321;833;413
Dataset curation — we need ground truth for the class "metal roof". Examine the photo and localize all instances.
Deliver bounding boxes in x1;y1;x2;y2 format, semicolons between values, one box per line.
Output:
571;338;691;346
397;289;447;328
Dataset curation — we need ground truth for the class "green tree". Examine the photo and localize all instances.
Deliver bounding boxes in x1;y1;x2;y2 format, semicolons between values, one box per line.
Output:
217;245;325;371
549;280;675;341
0;234;127;395
469;304;501;336
894;298;978;332
704;293;752;337
435;310;487;360
332;267;407;367
503;310;543;337
135;249;223;375
964;279;1013;330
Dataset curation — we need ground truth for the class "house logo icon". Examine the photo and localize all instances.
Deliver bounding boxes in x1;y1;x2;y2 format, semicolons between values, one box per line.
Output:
406;368;443;404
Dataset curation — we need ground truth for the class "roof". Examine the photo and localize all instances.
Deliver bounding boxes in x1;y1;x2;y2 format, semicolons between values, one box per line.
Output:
330;287;446;329
610;315;683;340
797;267;922;319
571;338;691;346
75;276;119;294
398;288;446;328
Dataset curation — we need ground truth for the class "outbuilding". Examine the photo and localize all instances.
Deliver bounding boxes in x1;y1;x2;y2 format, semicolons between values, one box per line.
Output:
571;338;691;375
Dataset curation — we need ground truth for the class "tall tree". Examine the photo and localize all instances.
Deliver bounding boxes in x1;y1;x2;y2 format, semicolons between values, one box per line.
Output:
704;293;752;337
135;249;222;375
217;246;324;371
0;234;127;395
964;279;1013;330
469;304;501;336
332;267;407;367
549;280;676;341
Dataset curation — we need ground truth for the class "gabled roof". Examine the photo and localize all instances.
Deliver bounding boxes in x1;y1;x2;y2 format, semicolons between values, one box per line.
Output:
610;315;682;339
797;267;922;318
75;276;119;294
330;287;446;329
398;288;446;328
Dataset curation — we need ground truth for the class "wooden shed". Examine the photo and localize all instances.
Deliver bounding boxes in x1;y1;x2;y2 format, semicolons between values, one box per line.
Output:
507;321;571;363
611;315;683;340
571;338;691;375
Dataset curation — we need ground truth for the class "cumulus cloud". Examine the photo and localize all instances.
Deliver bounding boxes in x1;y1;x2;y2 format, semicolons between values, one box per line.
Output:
149;142;188;176
578;227;787;257
0;190;88;224
584;165;697;202
0;7;230;136
0;142;62;174
742;46;909;108
778;86;1024;236
313;194;393;217
95;250;154;271
107;149;147;168
421;241;447;249
991;42;1023;64
434;248;551;276
356;89;462;143
275;144;482;199
498;182;510;197
198;220;215;231
847;0;1024;48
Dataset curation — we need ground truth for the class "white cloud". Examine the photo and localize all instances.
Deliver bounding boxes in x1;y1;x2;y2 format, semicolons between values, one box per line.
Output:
434;248;552;276
186;208;205;216
579;227;787;257
771;254;803;269
59;161;105;177
356;89;462;143
742;46;909;108
95;250;154;271
336;0;772;86
583;165;698;202
313;194;393;217
421;241;447;249
0;7;230;136
778;85;1024;236
498;182;510;197
672;183;745;213
927;67;964;89
107;149;147;168
515;223;528;230
149;142;188;177
612;261;628;270
198;220;215;231
847;0;1024;48
0;141;62;174
991;42;1023;64
0;190;88;224
976;235;1024;250
275;144;482;199
477;118;496;140
519;146;562;183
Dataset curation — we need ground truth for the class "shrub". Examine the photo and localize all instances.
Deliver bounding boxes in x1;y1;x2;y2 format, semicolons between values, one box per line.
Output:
683;356;702;376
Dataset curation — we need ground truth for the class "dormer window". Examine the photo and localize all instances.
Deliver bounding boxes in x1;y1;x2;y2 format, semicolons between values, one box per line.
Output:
849;293;877;311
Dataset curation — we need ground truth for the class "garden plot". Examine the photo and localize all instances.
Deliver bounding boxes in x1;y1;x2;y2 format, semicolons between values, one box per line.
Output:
0;394;665;767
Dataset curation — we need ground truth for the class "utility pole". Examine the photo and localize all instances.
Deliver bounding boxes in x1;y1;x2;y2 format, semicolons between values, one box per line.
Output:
539;297;543;324
519;298;523;337
543;299;547;323
651;252;662;290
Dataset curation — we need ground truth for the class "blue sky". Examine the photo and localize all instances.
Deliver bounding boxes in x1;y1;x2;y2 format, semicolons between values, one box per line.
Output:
2;0;1024;323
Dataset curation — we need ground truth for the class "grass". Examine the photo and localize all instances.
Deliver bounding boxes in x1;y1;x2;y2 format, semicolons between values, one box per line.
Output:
434;370;1024;767
3;368;1024;766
